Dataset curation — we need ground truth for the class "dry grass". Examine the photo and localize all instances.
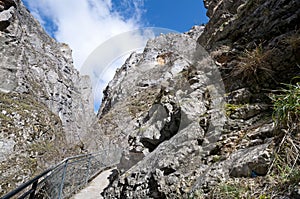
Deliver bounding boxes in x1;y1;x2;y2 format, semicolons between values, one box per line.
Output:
231;44;274;82
285;32;300;52
128;87;160;117
269;79;300;184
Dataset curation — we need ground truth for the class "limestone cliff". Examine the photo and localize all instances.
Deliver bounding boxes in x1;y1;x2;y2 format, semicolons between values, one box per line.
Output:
0;0;95;195
99;0;300;198
0;0;299;198
199;0;300;90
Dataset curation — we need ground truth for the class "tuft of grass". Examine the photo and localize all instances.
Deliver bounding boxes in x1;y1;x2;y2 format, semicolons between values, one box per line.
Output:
270;78;300;130
128;88;160;117
231;44;273;82
189;189;204;199
289;167;300;185
224;103;247;116
211;182;246;199
267;137;300;195
267;78;300;195
284;32;300;52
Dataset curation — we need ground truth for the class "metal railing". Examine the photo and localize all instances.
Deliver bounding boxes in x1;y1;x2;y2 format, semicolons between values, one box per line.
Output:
1;148;122;199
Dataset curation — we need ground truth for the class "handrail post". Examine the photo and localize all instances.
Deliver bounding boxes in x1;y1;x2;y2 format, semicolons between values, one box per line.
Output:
85;155;92;185
28;180;38;199
58;160;68;199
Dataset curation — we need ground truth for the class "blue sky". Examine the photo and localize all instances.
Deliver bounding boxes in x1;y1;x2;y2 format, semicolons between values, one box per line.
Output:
143;1;208;32
23;0;208;69
111;0;208;32
23;0;208;111
24;1;208;36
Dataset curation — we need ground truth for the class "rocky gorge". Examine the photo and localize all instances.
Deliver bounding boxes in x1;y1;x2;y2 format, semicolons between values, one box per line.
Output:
0;0;300;198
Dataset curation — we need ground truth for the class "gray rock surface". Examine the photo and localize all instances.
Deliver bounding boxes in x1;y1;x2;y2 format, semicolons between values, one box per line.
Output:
99;0;299;198
0;0;94;144
198;0;300;90
0;92;67;195
0;0;299;198
0;0;95;195
99;35;276;195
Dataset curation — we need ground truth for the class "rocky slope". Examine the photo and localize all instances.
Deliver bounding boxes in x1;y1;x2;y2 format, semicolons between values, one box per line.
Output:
0;0;95;195
96;0;300;198
0;92;66;194
199;0;300;90
0;0;299;198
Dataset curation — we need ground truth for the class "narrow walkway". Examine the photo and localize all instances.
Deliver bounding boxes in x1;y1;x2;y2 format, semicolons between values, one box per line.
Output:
72;168;114;199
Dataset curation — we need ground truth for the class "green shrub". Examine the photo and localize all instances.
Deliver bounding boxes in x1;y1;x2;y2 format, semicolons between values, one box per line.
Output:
270;78;300;129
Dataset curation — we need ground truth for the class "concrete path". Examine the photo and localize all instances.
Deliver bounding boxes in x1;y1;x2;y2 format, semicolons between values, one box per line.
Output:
72;168;113;199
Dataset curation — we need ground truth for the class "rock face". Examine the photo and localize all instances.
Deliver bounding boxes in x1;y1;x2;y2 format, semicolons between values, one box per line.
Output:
98;0;300;198
0;0;95;195
99;32;225;197
199;0;300;90
0;0;94;142
100;31;273;199
0;0;299;198
0;92;66;194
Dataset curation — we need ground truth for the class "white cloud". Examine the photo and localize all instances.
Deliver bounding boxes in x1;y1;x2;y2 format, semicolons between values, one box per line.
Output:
24;0;145;70
24;0;151;111
24;1;177;112
81;28;178;111
81;28;153;111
